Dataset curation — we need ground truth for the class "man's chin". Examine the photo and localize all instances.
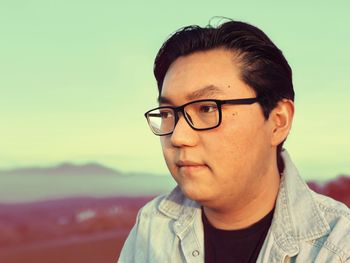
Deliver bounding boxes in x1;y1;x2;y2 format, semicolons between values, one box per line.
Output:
179;185;212;204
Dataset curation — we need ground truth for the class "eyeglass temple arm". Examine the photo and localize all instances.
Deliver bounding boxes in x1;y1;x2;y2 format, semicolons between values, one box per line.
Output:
221;97;259;105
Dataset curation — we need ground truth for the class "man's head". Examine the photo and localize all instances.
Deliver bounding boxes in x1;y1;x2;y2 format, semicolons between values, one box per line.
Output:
149;20;294;208
154;20;294;171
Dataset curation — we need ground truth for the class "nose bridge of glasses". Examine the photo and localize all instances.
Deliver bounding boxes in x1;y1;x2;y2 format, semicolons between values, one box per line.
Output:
173;105;194;126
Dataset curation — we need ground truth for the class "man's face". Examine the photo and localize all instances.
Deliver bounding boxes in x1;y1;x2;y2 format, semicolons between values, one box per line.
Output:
160;48;276;209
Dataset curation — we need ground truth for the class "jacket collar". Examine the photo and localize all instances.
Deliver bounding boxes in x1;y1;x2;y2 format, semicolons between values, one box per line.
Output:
158;186;200;237
271;150;330;255
157;149;331;251
158;186;199;219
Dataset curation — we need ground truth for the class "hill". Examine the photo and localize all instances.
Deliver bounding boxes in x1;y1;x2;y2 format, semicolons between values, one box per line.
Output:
0;162;120;176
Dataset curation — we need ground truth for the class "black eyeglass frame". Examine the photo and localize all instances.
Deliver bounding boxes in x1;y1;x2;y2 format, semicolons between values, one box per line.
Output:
144;97;260;136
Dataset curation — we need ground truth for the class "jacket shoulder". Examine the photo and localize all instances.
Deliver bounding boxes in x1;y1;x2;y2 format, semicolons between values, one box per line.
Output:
311;191;350;258
118;193;177;262
312;191;350;219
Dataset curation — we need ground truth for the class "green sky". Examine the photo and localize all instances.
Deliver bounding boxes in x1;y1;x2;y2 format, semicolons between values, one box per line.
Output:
0;0;349;180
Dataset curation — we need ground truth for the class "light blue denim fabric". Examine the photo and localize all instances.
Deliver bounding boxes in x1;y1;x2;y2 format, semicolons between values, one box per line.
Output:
118;150;350;262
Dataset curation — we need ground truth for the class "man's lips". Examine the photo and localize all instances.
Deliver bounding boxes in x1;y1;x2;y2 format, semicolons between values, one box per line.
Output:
176;160;207;169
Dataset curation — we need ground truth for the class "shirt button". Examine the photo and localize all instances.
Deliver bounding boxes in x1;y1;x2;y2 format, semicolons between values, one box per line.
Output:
192;250;200;257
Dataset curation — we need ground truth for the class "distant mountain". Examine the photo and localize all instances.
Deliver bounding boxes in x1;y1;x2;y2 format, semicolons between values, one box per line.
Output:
0;162;121;176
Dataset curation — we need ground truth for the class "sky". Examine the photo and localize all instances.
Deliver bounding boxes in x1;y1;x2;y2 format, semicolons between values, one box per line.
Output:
0;0;349;181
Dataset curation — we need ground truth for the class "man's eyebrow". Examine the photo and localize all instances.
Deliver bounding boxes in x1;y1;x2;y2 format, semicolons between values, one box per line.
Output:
157;96;173;105
186;85;225;101
157;85;225;105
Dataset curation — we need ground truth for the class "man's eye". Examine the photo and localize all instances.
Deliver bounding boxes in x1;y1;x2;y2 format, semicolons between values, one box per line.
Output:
200;105;218;113
160;111;173;119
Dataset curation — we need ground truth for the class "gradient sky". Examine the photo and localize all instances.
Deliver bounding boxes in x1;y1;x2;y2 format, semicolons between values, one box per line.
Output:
0;0;349;180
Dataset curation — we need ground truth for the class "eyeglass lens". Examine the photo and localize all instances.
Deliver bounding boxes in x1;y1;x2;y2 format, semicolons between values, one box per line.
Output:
147;100;220;134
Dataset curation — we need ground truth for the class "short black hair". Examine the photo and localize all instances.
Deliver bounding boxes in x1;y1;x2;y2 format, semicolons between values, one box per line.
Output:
153;19;294;173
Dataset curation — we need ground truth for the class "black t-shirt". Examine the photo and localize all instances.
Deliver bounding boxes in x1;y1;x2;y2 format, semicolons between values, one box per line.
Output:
202;207;274;263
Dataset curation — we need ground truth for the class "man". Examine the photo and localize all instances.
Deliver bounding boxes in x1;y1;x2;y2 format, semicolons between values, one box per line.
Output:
119;20;350;262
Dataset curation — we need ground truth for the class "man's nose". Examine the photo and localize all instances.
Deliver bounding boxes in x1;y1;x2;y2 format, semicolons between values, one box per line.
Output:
170;111;198;147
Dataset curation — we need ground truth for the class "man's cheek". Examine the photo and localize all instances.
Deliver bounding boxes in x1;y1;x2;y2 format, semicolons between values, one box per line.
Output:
162;150;175;171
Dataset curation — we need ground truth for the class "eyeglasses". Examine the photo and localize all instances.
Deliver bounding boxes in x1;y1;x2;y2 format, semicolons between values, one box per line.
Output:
144;97;259;136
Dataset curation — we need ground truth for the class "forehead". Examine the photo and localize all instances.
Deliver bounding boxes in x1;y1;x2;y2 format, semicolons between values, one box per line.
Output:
160;48;255;105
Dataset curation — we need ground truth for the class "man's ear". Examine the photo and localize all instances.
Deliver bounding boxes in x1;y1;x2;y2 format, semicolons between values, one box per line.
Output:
269;99;294;146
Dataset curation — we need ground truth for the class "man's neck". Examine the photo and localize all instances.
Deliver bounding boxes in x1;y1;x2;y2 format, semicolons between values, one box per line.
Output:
202;171;280;230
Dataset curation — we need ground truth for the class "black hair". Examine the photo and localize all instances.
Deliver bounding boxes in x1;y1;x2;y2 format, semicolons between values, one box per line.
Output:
153;19;294;173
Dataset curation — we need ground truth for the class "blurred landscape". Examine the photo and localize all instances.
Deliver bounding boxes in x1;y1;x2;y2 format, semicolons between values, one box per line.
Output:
1;1;349;262
0;163;174;263
0;163;175;203
0;196;151;263
0;163;349;263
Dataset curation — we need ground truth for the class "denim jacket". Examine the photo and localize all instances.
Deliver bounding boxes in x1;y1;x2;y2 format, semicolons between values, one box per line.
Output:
119;150;350;262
